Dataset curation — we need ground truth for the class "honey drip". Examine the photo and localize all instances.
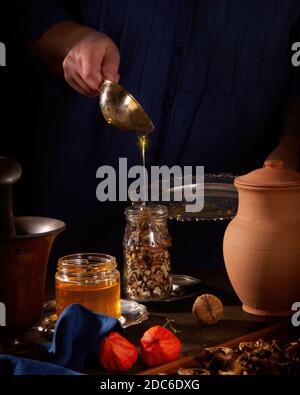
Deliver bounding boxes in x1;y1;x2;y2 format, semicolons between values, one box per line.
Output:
138;134;148;204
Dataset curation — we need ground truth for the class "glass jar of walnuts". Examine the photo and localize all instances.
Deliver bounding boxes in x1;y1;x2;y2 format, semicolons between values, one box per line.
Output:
123;204;172;300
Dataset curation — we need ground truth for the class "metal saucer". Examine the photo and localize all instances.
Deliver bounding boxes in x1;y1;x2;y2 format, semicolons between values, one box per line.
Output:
127;274;203;303
34;299;149;335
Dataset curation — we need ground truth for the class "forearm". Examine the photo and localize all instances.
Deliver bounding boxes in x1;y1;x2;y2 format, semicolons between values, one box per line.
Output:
281;97;300;148
27;21;98;74
267;98;300;170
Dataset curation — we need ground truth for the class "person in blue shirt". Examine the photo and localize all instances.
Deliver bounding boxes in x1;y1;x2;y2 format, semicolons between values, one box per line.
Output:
8;1;300;274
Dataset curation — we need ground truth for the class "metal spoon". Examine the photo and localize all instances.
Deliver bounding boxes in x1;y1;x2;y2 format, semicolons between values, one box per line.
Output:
99;80;154;135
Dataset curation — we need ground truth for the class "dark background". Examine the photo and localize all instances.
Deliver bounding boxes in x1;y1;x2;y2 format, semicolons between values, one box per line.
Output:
1;3;35;215
0;6;228;279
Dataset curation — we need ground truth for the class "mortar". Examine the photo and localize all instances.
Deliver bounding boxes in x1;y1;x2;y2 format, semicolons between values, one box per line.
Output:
0;158;65;333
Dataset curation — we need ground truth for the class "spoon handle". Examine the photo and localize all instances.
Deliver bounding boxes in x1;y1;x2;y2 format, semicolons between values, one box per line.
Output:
0;186;15;238
0;157;22;238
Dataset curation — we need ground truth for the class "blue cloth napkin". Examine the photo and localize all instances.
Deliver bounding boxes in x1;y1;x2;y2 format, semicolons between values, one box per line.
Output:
0;355;79;375
48;304;122;371
0;304;122;375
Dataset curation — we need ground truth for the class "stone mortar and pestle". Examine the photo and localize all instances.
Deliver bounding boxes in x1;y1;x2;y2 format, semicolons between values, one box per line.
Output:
0;157;65;335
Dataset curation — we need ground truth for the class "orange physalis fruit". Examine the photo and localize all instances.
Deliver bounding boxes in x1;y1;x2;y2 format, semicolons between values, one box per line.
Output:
100;332;138;372
140;325;182;367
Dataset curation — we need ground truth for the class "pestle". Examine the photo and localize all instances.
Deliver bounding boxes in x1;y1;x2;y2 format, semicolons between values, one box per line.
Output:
0;157;22;238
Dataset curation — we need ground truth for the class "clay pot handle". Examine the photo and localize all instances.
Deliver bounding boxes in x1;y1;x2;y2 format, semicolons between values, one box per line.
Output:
263;160;284;169
0;157;22;238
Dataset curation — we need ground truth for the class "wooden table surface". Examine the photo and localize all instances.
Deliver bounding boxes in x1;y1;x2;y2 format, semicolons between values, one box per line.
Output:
42;216;287;373
0;264;286;375
121;267;284;374
52;265;283;375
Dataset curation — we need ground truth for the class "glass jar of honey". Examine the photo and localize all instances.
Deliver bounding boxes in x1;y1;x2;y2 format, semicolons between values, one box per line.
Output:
55;253;120;318
123;204;172;300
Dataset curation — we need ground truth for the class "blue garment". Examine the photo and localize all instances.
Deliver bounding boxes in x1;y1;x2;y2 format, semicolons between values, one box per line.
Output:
7;1;300;268
11;0;300;169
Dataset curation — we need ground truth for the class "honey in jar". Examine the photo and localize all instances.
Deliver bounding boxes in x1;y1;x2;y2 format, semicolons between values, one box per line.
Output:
55;253;121;318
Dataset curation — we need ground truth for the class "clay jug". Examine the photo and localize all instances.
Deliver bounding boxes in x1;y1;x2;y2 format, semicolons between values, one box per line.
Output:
223;160;300;316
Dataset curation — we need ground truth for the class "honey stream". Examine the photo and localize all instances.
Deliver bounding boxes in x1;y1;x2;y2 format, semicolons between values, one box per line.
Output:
138;134;148;204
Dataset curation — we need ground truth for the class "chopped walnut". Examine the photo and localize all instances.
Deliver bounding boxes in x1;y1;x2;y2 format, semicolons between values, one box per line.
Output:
124;207;172;300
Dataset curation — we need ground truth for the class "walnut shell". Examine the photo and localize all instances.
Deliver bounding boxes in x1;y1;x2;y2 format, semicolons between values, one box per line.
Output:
192;294;223;325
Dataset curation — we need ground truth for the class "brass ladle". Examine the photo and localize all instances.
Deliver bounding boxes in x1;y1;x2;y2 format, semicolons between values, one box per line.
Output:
99;80;154;135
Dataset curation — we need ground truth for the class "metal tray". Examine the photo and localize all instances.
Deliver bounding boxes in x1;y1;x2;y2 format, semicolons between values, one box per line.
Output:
147;174;238;222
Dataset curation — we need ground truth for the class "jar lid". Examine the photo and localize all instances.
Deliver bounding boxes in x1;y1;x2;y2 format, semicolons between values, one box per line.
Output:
235;160;300;188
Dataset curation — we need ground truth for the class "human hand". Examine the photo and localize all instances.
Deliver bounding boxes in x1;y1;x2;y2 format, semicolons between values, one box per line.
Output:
266;140;299;170
62;30;120;96
268;98;300;171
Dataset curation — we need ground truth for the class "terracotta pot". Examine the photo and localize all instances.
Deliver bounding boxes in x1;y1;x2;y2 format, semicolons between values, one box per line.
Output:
223;160;300;316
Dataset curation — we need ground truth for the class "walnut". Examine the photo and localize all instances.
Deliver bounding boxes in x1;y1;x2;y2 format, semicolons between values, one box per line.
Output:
192;294;223;325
